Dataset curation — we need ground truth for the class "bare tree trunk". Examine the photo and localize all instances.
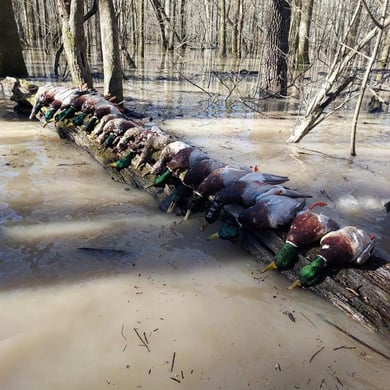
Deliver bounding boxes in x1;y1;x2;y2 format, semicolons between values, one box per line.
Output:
350;0;389;156
149;0;168;49
261;0;291;96
166;0;176;50
98;0;123;103
219;0;227;56
0;0;28;77
288;8;390;143
57;0;93;87
179;0;187;47
138;0;145;57
296;0;313;66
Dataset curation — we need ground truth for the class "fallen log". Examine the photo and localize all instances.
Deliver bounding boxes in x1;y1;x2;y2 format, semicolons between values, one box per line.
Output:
2;77;389;338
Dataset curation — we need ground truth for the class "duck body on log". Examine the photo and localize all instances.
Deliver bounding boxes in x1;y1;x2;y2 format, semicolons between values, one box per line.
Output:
208;195;306;240
81;96;122;132
6;79;386;335
167;146;209;173
111;126;146;153
29;84;70;119
205;175;311;225
289;226;376;289
262;202;340;272
183;158;227;189
30;85;85;123
95;117;140;146
149;141;192;176
135;126;177;170
195;166;250;197
238;194;307;230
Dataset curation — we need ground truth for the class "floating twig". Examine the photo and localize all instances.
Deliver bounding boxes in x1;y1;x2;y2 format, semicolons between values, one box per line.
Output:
300;312;317;329
325;319;390;360
309;346;325;363
283;311;296;322
170;352;176;372
122;344;127;352
170;377;181;383
133;328;150;352
333;345;356;351
335;376;344;387
121;324;127;341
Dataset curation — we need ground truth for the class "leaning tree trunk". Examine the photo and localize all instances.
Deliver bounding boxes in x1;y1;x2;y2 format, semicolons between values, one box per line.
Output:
98;0;123;103
288;8;390;144
149;0;168;49
0;0;28;77
261;0;291;97
350;0;388;156
57;0;93;88
219;0;227;56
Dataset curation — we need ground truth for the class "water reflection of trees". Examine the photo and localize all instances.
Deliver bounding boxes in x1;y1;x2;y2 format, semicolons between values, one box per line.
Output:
6;1;390;148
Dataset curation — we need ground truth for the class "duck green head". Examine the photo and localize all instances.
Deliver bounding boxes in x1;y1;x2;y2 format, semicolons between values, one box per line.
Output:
54;106;75;122
72;112;87;126
262;242;300;272
288;256;327;289
154;169;172;187
44;107;57;122
207;223;239;241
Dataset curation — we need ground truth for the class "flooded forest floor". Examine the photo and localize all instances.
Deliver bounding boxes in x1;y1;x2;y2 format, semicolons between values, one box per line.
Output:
0;63;390;389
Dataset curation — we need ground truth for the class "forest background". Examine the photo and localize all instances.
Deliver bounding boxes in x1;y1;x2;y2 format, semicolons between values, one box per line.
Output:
1;0;390;154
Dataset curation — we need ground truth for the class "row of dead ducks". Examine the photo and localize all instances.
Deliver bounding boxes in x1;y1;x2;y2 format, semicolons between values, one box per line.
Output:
29;84;376;288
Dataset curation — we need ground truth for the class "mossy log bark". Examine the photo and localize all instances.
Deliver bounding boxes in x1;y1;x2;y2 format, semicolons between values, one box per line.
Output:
2;77;389;340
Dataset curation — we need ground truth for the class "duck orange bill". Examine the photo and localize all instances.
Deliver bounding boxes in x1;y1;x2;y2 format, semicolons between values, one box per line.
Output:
288;280;302;290
207;232;220;241
183;209;192;221
261;262;277;273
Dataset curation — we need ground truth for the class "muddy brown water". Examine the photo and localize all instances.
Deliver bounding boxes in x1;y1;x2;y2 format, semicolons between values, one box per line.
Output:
1;73;390;388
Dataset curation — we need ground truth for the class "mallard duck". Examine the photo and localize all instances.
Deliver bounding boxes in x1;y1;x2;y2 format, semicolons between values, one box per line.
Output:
96;118;139;145
34;87;82;124
207;217;241;241
108;151;136;170
238;194;306;230
196;169;289;198
111;126;145;153
205;179;311;225
78;95;122;132
170;159;228;220
91;114;123;137
195;166;250;197
135;127;177;170
149;141;191;176
29;85;69;119
183;159;227;189
167;147;209;173
52;89;92;123
147;145;205;189
288;226;375;288
262;202;339;272
207;195;306;240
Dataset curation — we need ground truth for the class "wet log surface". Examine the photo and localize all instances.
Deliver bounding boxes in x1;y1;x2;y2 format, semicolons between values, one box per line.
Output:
2;77;389;338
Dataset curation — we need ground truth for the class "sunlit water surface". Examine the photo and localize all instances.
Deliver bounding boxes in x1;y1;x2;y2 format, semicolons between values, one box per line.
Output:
1;49;390;389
